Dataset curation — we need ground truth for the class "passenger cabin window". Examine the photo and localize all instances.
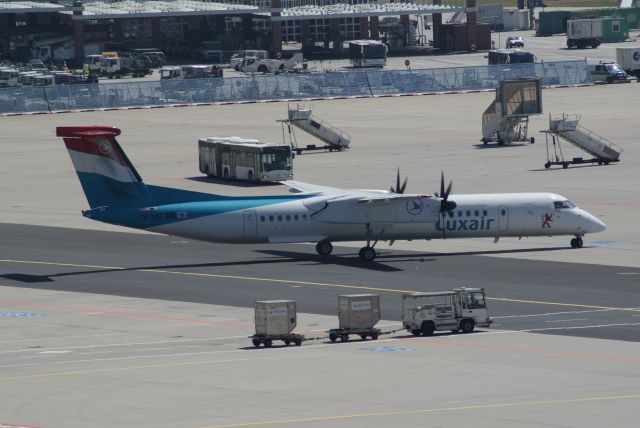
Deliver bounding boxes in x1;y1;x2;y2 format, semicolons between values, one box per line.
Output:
554;200;575;209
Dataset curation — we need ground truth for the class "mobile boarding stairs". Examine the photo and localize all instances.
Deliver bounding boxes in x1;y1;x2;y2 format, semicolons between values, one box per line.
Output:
279;105;351;154
481;78;542;145
541;114;623;169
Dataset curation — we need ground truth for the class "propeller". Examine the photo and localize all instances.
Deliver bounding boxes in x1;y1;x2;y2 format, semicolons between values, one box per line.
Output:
436;172;457;239
390;169;408;194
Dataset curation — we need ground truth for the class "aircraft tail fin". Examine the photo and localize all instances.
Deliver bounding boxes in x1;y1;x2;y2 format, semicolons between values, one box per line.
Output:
57;126;150;209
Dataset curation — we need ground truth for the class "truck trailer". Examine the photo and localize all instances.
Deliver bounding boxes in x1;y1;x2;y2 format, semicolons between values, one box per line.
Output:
616;46;640;78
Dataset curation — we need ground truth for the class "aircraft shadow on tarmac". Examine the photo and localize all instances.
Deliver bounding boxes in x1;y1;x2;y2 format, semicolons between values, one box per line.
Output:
0;246;571;284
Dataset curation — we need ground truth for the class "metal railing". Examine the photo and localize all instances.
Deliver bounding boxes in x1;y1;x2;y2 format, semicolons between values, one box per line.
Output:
0;60;591;115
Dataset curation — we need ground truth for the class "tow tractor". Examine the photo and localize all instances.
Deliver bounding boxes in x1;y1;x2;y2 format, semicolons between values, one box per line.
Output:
403;288;492;336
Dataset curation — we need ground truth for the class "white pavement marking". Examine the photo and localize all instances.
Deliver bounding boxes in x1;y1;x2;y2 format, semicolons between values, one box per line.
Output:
544;318;588;323
493;309;613;319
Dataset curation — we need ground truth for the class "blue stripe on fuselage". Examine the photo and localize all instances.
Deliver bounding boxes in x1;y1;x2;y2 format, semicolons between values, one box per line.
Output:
83;193;314;229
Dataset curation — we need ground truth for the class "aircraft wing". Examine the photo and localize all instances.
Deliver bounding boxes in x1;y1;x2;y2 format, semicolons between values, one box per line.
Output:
312;194;441;224
357;194;435;204
280;180;345;195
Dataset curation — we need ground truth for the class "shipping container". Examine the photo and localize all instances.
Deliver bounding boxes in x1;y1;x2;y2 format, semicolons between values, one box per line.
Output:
616;46;640;77
338;294;380;330
536;11;572;36
254;300;297;336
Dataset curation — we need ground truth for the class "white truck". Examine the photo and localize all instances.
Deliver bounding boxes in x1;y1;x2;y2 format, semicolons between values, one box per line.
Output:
0;68;20;87
616;46;640;79
230;50;269;71
241;52;303;74
403;288;492;336
566;18;602;49
32;36;101;62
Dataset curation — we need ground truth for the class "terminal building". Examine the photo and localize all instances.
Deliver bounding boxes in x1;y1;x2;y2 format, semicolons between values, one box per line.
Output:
0;0;495;64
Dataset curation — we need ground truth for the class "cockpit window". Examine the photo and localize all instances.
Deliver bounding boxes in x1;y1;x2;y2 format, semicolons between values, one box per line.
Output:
554;200;575;209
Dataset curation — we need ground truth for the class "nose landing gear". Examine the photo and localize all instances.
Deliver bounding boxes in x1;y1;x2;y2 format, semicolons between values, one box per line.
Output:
570;236;584;248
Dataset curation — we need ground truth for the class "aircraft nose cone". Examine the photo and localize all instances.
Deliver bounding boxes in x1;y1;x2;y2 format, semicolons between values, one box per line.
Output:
583;212;606;233
590;217;606;233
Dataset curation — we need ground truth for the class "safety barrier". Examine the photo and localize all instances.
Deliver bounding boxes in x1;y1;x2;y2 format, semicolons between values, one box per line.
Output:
0;60;591;115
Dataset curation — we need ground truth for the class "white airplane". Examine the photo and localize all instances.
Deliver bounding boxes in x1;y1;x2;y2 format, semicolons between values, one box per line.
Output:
57;126;606;262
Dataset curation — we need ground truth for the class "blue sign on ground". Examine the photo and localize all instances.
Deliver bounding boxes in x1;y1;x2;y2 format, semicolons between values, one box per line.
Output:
0;312;43;318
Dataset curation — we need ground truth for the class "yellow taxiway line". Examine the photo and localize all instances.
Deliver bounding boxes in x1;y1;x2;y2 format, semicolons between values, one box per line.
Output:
1;258;639;313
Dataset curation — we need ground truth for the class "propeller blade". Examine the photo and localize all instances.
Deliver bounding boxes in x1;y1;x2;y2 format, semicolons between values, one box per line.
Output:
400;177;408;194
440;172;445;199
391;169;407;194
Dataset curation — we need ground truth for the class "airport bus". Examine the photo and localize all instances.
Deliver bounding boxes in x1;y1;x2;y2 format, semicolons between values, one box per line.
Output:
348;40;387;68
487;49;535;65
198;137;293;182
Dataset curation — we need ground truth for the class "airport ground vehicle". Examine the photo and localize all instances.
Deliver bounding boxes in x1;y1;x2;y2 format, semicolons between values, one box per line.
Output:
487;49;535;65
566;18;601;49
347;40;387;68
100;55;151;78
240;53;303;74
198;137;293;182
589;61;628;83
505;36;524;48
0;68;19;87
230;50;269;70
616;47;640;79
403;288;492;336
84;54;102;72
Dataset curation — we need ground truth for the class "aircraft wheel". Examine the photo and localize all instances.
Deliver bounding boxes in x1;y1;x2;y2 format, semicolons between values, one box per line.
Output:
562;162;569;169
570;238;577;248
529;137;535;144
544;162;551;169
575;237;583;248
358;246;376;262
316;240;333;256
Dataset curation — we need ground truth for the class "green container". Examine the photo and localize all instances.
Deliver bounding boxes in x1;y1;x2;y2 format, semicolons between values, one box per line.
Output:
537;10;572;36
601;17;629;43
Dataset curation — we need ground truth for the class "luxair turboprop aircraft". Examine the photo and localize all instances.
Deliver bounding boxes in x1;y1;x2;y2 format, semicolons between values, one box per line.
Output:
57;126;606;262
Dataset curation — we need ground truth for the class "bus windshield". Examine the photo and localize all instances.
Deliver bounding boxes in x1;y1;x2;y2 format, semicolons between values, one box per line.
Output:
262;148;292;172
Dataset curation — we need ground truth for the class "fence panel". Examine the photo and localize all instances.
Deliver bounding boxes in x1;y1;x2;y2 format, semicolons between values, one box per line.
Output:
0;61;591;115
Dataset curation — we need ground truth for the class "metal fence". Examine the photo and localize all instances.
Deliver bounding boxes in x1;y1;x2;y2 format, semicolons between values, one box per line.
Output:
0;60;590;115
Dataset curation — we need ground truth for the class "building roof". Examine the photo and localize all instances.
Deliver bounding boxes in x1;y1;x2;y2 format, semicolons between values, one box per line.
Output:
0;0;69;13
1;0;462;19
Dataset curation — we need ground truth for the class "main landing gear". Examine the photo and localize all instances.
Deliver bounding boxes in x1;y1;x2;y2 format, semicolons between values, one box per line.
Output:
570;236;584;249
315;240;378;262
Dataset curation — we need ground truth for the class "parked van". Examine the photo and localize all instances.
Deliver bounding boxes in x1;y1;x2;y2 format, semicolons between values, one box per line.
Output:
589;61;628;83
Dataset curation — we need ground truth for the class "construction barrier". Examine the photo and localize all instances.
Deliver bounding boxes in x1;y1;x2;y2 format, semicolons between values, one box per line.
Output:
0;60;591;115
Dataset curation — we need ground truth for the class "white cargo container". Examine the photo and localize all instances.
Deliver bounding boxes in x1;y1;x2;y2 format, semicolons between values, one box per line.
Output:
566;18;603;49
338;294;380;330
254;300;297;336
616;47;640;78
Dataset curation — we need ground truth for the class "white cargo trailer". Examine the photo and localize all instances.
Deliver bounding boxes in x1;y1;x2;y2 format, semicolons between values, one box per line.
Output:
251;300;303;347
328;294;381;342
616;46;640;78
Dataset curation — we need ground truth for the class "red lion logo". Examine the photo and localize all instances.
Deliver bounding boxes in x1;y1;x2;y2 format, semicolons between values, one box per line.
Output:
541;213;554;228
